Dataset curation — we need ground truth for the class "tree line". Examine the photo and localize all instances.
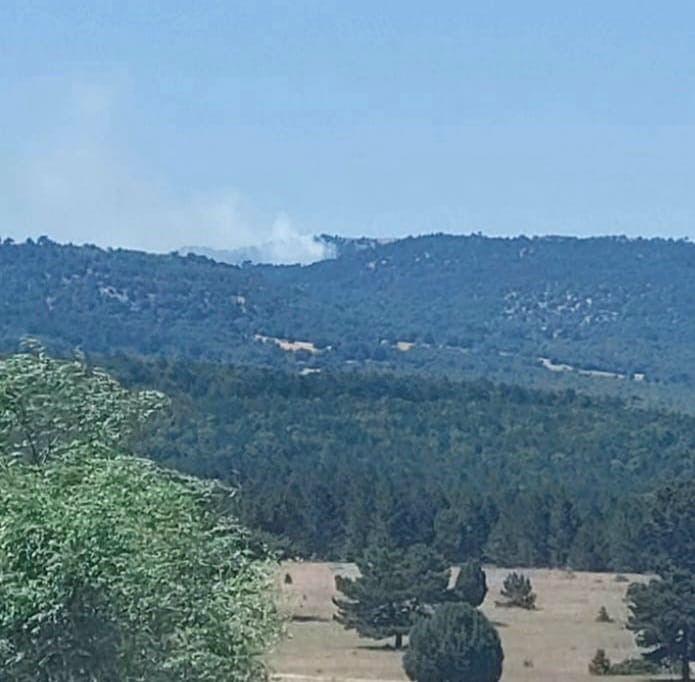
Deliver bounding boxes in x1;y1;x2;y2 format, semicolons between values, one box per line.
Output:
6;234;695;411
99;353;695;571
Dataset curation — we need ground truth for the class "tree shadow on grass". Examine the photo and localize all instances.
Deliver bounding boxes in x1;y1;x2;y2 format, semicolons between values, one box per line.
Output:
356;643;409;652
490;620;508;628
291;614;330;623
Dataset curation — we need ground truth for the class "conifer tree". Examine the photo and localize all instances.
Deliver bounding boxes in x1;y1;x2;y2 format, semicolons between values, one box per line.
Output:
627;570;695;681
450;559;488;607
403;603;503;682
625;481;695;681
498;572;536;609
333;543;449;649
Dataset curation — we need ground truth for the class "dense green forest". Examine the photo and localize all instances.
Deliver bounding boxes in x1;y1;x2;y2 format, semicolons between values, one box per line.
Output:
100;354;695;571
4;234;695;410
5;234;695;570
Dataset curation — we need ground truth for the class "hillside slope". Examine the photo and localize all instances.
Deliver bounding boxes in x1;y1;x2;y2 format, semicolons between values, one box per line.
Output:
2;234;695;407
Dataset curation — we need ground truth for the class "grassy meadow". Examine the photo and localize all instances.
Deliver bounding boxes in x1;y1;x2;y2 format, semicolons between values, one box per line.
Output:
270;563;654;682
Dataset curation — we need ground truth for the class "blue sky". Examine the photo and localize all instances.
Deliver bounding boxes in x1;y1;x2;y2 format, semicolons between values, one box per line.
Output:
2;1;694;259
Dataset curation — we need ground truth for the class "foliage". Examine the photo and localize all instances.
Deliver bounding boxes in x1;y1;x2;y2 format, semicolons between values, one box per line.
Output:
625;480;695;681
333;544;449;649
103;354;695;570
0;349;280;681
627;571;695;681
498;572;537;609
450;560;488;607
589;649;612;675
641;480;695;573
0;451;280;682
596;606;614;623
589;649;663;676
607;657;662;675
7;234;695;411
403;603;503;682
0;341;165;464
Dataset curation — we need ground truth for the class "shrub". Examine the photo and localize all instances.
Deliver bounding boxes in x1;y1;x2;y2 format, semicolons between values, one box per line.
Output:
497;572;537;609
0;452;281;681
403;603;503;682
596;606;614;623
589;649;612;675
608;657;662;675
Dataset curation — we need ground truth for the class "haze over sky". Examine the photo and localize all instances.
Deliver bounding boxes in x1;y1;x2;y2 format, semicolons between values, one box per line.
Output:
2;1;694;261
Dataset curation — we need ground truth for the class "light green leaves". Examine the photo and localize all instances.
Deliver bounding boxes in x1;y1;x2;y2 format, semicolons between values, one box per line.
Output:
0;452;280;681
0;345;281;680
0;340;166;464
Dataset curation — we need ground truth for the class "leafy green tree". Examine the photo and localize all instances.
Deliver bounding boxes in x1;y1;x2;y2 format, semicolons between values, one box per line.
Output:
333;543;449;649
0;449;281;681
627;570;695;682
0;341;165;464
403;603;503;682
450;560;488;607
0;349;281;681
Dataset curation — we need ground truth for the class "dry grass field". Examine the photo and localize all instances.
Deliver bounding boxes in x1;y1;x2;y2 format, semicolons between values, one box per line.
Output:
269;562;655;682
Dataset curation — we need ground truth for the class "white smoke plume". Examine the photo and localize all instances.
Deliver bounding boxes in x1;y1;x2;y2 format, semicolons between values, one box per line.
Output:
2;80;334;265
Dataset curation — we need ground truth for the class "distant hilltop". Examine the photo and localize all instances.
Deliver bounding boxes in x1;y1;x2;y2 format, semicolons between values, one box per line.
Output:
179;234;398;265
3;232;695;410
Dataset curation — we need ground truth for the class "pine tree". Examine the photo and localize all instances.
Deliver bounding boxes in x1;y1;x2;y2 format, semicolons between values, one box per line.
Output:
625;481;695;681
433;497;493;563
627;570;695;681
568;511;610;571
642;481;695;573
450;559;488;607
498;572;536;609
588;649;611;675
403;603;503;682
333;543;449;649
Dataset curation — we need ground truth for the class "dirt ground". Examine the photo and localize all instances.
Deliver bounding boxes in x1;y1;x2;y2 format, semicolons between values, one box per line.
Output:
269;562;655;682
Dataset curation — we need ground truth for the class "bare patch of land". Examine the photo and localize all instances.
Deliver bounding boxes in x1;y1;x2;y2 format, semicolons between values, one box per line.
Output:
255;334;321;354
270;562;652;682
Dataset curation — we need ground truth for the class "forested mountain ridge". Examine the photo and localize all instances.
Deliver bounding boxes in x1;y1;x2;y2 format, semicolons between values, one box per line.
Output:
105;354;695;569
3;234;695;408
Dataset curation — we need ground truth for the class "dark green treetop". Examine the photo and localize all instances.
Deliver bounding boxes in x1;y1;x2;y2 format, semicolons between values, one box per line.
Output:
642;480;695;573
450;559;488;607
498;572;537;609
333;543;449;649
627;570;695;682
403;603;503;682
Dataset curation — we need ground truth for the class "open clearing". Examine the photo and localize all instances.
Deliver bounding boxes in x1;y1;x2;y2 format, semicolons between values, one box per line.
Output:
270;562;654;682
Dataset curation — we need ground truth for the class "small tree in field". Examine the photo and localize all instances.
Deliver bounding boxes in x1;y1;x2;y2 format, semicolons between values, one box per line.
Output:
596;606;614;623
588;649;612;675
403;603;503;682
450;559;488;607
498;572;536;609
333;543;449;649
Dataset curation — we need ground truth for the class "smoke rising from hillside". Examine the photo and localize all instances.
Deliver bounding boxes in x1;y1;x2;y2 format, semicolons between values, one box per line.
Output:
3;80;333;264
